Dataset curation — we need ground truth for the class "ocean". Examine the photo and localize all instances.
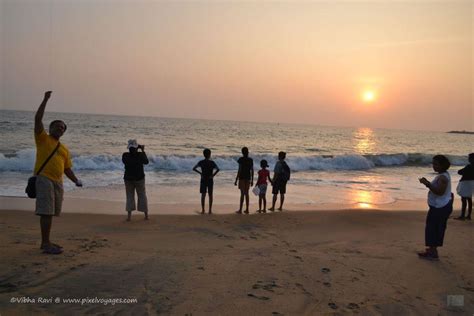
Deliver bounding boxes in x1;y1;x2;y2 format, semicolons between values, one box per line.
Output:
0;109;471;210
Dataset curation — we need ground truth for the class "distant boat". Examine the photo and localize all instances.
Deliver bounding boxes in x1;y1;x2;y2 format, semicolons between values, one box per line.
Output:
447;130;474;135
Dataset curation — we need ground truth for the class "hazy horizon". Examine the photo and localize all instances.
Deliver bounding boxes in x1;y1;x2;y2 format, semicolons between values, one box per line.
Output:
1;1;472;132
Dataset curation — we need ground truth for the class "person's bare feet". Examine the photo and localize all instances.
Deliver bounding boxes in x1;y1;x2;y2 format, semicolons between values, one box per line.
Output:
278;207;283;211
268;208;275;212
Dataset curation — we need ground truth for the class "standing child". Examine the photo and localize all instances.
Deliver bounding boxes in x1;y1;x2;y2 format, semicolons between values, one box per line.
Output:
255;160;272;213
234;147;254;214
454;153;474;220
193;149;220;214
269;151;290;212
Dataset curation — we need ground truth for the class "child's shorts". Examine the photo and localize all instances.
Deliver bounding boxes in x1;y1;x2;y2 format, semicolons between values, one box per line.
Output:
200;179;214;194
457;180;474;198
258;184;267;195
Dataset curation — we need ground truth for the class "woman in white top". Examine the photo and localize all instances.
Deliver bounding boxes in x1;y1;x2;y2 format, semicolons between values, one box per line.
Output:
418;155;453;260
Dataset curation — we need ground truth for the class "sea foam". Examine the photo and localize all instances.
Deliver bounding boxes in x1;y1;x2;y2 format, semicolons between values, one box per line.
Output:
0;150;467;172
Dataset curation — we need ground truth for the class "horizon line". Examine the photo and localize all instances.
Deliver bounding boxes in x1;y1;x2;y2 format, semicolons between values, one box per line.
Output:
0;108;464;134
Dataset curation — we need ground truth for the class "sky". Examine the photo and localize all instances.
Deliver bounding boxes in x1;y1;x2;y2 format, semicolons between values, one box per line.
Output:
0;0;472;131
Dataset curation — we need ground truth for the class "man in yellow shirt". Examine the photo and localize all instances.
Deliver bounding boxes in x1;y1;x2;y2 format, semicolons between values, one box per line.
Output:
34;91;82;254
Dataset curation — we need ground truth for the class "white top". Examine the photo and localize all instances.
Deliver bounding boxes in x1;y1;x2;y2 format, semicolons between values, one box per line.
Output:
428;171;452;208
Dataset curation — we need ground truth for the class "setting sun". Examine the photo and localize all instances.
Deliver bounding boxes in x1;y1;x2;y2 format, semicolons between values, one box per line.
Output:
362;90;377;103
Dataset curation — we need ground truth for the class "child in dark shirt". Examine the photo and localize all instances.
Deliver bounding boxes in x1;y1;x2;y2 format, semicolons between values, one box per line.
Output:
193;148;219;214
255;159;272;213
455;153;474;220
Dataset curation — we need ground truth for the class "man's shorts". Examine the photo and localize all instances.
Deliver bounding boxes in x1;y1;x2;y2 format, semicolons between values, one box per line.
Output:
238;179;251;192
200;178;214;194
35;175;64;216
272;180;287;195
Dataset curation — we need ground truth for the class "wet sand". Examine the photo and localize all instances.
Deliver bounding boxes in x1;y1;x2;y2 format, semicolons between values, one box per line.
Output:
0;204;473;315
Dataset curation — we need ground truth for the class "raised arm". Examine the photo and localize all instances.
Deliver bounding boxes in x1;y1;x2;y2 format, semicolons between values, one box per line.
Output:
35;91;52;135
139;146;149;165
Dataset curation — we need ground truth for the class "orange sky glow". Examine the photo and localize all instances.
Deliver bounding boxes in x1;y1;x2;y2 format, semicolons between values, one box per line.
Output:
1;1;472;131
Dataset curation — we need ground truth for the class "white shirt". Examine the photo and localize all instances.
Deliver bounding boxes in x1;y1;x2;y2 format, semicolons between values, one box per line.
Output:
428;171;452;208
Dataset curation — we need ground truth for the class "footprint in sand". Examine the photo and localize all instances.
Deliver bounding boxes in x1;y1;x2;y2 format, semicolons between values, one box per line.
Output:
289;249;297;253
295;283;312;296
252;280;280;292
347;303;359;310
328;302;338;309
321;268;331;273
0;282;17;293
323;282;331;287
247;293;270;300
294;256;303;261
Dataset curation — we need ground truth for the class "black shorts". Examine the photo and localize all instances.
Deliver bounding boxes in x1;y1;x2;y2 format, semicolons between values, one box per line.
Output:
272;181;287;194
200;178;214;194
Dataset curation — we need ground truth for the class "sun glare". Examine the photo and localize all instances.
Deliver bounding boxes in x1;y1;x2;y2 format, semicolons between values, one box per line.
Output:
362;90;376;103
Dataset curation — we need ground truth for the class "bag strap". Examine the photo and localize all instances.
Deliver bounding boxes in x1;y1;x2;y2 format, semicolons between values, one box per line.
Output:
35;142;61;176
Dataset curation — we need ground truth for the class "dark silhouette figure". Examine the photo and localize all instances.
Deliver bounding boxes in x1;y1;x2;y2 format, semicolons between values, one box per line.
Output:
234;147;254;214
269;151;290;211
454;153;474;220
193;149;220;214
122;139;149;221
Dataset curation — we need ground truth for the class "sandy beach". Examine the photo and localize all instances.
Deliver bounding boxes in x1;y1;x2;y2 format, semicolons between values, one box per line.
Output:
1;203;473;315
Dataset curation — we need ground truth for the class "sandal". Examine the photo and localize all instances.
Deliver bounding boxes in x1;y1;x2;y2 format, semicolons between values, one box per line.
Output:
40;243;63;250
42;245;63;255
417;251;438;261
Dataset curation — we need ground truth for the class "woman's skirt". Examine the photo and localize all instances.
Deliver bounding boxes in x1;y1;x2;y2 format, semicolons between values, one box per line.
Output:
457;180;474;198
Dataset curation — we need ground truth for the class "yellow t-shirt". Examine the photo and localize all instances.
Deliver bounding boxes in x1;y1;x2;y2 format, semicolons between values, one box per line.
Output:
34;129;72;183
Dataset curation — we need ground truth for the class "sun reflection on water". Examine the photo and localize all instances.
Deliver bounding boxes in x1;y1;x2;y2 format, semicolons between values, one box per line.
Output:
353;190;374;209
353;127;376;154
